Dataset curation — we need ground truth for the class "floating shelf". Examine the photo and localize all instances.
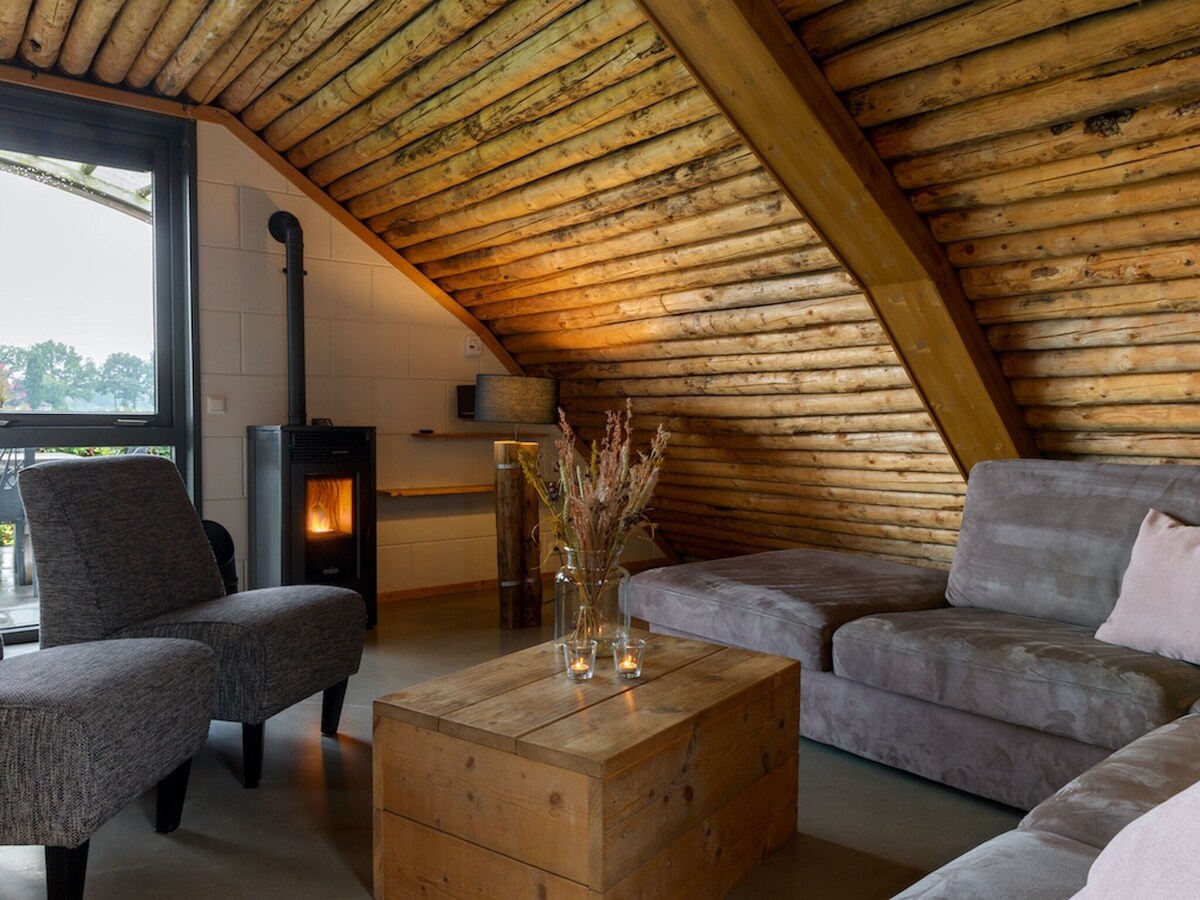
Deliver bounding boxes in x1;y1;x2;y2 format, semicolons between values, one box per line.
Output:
379;484;495;498
410;431;550;440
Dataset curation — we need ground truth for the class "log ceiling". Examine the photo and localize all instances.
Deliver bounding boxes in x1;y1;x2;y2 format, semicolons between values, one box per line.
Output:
2;0;1197;569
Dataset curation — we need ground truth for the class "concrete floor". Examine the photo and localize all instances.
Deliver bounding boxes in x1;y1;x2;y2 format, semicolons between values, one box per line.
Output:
0;590;1021;899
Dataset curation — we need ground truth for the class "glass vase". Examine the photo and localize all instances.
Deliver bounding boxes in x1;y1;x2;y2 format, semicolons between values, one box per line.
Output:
553;547;630;658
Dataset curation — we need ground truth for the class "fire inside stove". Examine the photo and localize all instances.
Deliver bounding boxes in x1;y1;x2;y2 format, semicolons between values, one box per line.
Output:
306;476;354;536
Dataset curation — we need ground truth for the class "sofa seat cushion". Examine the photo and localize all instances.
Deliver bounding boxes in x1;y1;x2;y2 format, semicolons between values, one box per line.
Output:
832;608;1200;749
891;829;1097;900
1020;713;1200;849
627;549;949;671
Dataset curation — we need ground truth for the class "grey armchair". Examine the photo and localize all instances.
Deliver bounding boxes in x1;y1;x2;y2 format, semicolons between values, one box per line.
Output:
18;454;367;788
0;635;216;900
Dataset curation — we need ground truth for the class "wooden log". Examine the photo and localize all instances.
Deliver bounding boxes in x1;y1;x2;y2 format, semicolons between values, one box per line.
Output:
873;39;1200;160
661;457;960;491
1024;404;1200;432
562;389;927;420
1040;451;1200;466
658;472;962;509
91;0;170;82
19;0;78;68
893;93;1200;191
184;0;315;104
948;206;1200;268
961;241;1200;301
262;0;514;150
378;116;740;244
350;61;696;218
844;0;1191;122
455;223;830;307
1001;343;1200;378
469;249;851;320
421;169;781;275
315;11;659;186
987;311;1200;352
930;173;1200;243
912;132;1200;214
125;0;207;88
442;192;804;292
359;86;717;224
531;346;898;381
561;366;911;398
0;0;34;61
240;0;430;131
501;294;868;353
799;0;967;60
153;0;265;96
493;441;542;629
57;0;124;75
658;428;946;454
1012;372;1200;407
974;281;1200;326
487;271;861;334
777;0;840;25
1035;431;1200;458
514;323;892;366
217;0;373;111
660;443;958;473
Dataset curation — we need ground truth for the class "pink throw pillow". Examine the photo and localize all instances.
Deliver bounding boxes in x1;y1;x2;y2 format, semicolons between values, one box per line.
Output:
1094;508;1200;664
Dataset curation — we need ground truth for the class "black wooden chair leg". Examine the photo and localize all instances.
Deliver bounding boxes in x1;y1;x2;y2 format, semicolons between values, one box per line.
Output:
45;842;88;900
155;758;193;833
242;721;265;789
321;679;349;735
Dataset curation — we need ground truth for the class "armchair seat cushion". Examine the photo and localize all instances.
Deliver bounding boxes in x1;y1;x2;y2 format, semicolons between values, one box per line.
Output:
115;585;366;723
0;638;215;848
832;608;1200;749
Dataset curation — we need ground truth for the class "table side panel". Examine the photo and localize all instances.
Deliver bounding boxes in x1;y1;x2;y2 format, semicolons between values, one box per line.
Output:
377;811;591;900
375;717;592;884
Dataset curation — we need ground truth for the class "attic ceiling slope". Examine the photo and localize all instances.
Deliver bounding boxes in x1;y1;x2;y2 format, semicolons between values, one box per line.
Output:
0;0;975;568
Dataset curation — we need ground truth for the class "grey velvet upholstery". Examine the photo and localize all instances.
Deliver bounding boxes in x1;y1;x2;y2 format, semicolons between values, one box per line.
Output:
891;830;1099;900
832;607;1200;750
948;459;1200;628
1020;712;1200;849
0;637;215;847
628;549;948;670
19;455;365;731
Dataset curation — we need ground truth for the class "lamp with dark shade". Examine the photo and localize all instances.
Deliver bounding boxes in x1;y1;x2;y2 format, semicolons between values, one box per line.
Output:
475;374;559;630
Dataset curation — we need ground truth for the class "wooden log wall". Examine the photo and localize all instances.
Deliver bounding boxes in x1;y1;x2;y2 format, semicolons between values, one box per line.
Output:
19;0;1200;569
785;0;1200;473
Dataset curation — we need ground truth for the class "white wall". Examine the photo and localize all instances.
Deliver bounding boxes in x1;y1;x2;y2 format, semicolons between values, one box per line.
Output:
195;121;543;596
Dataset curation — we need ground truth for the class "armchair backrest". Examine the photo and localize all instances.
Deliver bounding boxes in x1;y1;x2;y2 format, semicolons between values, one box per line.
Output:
19;455;226;647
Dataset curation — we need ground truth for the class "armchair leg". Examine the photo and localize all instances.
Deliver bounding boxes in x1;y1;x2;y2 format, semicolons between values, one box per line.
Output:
242;722;264;789
321;679;349;735
45;842;88;900
155;758;193;833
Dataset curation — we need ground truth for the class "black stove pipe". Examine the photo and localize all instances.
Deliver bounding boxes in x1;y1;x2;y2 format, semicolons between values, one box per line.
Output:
269;211;306;426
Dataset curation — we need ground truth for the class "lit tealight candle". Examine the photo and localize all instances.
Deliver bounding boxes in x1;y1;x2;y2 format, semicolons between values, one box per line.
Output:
563;639;597;681
615;638;646;679
618;656;639;674
571;660;591;674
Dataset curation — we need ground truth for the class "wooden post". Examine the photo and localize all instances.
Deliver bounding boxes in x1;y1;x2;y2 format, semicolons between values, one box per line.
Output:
493;441;542;629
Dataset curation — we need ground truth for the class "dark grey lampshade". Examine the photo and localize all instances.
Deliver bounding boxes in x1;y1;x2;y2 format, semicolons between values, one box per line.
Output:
474;374;559;425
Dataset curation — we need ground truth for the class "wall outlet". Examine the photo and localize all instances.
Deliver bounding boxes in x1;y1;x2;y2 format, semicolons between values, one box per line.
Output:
206;395;227;414
464;334;483;358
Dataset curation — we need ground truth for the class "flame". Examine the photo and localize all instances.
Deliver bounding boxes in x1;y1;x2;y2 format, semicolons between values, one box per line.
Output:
308;503;333;533
306;477;353;535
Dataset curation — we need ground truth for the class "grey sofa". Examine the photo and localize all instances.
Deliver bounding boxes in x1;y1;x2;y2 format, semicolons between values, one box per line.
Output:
629;459;1200;809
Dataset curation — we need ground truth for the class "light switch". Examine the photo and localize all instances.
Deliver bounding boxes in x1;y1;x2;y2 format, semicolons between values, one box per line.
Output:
206;395;227;414
464;334;483;358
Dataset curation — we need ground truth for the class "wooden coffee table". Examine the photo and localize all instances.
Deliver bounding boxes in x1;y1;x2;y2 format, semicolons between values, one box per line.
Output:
372;632;799;899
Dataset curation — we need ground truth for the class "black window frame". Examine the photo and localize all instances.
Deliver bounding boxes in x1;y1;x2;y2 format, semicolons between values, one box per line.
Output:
0;82;200;495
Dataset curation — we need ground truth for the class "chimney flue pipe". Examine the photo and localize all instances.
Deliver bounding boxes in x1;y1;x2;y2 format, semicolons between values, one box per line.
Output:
269;211;306;426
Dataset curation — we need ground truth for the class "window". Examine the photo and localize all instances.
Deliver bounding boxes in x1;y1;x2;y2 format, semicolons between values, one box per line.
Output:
0;83;199;640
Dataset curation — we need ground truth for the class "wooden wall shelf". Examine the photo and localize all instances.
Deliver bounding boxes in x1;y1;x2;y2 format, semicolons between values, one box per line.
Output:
380;485;495;498
410;432;549;440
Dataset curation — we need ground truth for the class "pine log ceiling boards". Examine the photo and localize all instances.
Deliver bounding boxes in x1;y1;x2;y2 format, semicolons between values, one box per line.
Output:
2;0;1198;569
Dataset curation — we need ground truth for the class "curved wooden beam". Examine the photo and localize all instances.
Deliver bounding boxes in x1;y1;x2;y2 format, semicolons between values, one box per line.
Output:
635;0;1037;474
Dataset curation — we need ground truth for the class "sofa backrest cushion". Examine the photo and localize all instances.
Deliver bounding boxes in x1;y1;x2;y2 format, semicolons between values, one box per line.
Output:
947;460;1200;628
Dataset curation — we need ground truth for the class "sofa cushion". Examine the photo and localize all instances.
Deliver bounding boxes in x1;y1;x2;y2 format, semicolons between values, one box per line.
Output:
1020;713;1200;849
947;459;1200;628
891;829;1097;900
832;607;1200;749
627;549;949;671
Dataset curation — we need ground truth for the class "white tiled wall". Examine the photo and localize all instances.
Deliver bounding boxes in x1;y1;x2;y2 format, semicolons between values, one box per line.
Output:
196;121;542;595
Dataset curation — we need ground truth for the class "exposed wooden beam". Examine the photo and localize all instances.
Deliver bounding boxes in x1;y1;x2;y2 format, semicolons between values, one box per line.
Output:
634;0;1037;474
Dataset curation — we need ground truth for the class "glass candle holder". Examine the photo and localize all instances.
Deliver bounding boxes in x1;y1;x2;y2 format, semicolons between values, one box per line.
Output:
562;639;598;681
614;638;646;679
